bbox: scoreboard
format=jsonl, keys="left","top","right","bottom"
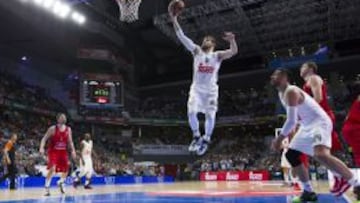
{"left": 80, "top": 74, "right": 123, "bottom": 108}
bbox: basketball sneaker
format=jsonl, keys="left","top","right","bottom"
{"left": 84, "top": 184, "right": 92, "bottom": 189}
{"left": 196, "top": 136, "right": 210, "bottom": 156}
{"left": 188, "top": 136, "right": 201, "bottom": 152}
{"left": 44, "top": 187, "right": 50, "bottom": 196}
{"left": 299, "top": 190, "right": 318, "bottom": 202}
{"left": 73, "top": 178, "right": 81, "bottom": 188}
{"left": 330, "top": 176, "right": 351, "bottom": 197}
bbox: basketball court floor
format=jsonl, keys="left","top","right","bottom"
{"left": 0, "top": 181, "right": 354, "bottom": 203}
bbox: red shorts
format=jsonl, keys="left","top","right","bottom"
{"left": 47, "top": 150, "right": 69, "bottom": 173}
{"left": 300, "top": 153, "right": 309, "bottom": 168}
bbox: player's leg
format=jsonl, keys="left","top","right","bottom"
{"left": 44, "top": 166, "right": 55, "bottom": 196}
{"left": 187, "top": 90, "right": 201, "bottom": 152}
{"left": 196, "top": 92, "right": 218, "bottom": 156}
{"left": 83, "top": 159, "right": 93, "bottom": 189}
{"left": 287, "top": 128, "right": 318, "bottom": 202}
{"left": 282, "top": 167, "right": 290, "bottom": 186}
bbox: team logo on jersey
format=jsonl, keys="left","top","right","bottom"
{"left": 314, "top": 133, "right": 322, "bottom": 143}
{"left": 198, "top": 63, "right": 214, "bottom": 73}
{"left": 205, "top": 57, "right": 209, "bottom": 63}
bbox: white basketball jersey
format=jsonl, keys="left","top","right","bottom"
{"left": 192, "top": 51, "right": 222, "bottom": 91}
{"left": 81, "top": 140, "right": 93, "bottom": 158}
{"left": 279, "top": 85, "right": 331, "bottom": 127}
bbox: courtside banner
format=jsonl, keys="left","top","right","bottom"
{"left": 200, "top": 171, "right": 270, "bottom": 181}
{"left": 0, "top": 176, "right": 174, "bottom": 189}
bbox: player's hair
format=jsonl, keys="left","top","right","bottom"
{"left": 303, "top": 61, "right": 318, "bottom": 73}
{"left": 56, "top": 113, "right": 66, "bottom": 120}
{"left": 203, "top": 35, "right": 216, "bottom": 46}
{"left": 276, "top": 68, "right": 292, "bottom": 81}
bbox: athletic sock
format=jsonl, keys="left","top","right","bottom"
{"left": 45, "top": 179, "right": 51, "bottom": 188}
{"left": 85, "top": 179, "right": 90, "bottom": 186}
{"left": 301, "top": 181, "right": 313, "bottom": 192}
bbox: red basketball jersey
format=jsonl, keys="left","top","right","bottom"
{"left": 48, "top": 125, "right": 69, "bottom": 152}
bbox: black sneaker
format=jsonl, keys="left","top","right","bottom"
{"left": 354, "top": 185, "right": 360, "bottom": 201}
{"left": 73, "top": 179, "right": 81, "bottom": 188}
{"left": 44, "top": 187, "right": 50, "bottom": 196}
{"left": 84, "top": 184, "right": 92, "bottom": 189}
{"left": 299, "top": 190, "right": 318, "bottom": 202}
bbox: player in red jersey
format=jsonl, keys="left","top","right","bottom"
{"left": 342, "top": 82, "right": 360, "bottom": 167}
{"left": 300, "top": 62, "right": 350, "bottom": 196}
{"left": 300, "top": 61, "right": 342, "bottom": 151}
{"left": 39, "top": 113, "right": 76, "bottom": 196}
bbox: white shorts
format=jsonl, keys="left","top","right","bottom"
{"left": 281, "top": 148, "right": 291, "bottom": 168}
{"left": 80, "top": 157, "right": 93, "bottom": 175}
{"left": 187, "top": 86, "right": 218, "bottom": 114}
{"left": 289, "top": 121, "right": 332, "bottom": 156}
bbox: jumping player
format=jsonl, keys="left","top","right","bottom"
{"left": 270, "top": 69, "right": 360, "bottom": 201}
{"left": 169, "top": 2, "right": 238, "bottom": 156}
{"left": 73, "top": 133, "right": 94, "bottom": 189}
{"left": 39, "top": 113, "right": 76, "bottom": 196}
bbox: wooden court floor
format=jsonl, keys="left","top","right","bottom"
{"left": 0, "top": 181, "right": 355, "bottom": 202}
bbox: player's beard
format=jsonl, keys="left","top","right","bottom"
{"left": 201, "top": 44, "right": 213, "bottom": 52}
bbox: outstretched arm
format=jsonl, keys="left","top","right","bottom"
{"left": 170, "top": 11, "right": 199, "bottom": 54}
{"left": 218, "top": 32, "right": 238, "bottom": 60}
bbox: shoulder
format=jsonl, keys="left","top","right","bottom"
{"left": 309, "top": 75, "right": 323, "bottom": 85}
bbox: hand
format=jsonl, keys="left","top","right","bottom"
{"left": 39, "top": 147, "right": 45, "bottom": 156}
{"left": 71, "top": 151, "right": 76, "bottom": 160}
{"left": 7, "top": 159, "right": 11, "bottom": 165}
{"left": 168, "top": 1, "right": 179, "bottom": 22}
{"left": 271, "top": 135, "right": 286, "bottom": 152}
{"left": 222, "top": 32, "right": 235, "bottom": 42}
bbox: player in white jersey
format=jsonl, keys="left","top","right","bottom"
{"left": 169, "top": 5, "right": 238, "bottom": 156}
{"left": 270, "top": 69, "right": 360, "bottom": 201}
{"left": 73, "top": 133, "right": 93, "bottom": 189}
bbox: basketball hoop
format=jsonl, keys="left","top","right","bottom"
{"left": 116, "top": 0, "right": 142, "bottom": 23}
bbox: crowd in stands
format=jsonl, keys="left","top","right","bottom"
{"left": 0, "top": 70, "right": 66, "bottom": 113}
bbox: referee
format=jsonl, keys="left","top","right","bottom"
{"left": 0, "top": 133, "right": 18, "bottom": 189}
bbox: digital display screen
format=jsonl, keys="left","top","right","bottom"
{"left": 79, "top": 74, "right": 123, "bottom": 108}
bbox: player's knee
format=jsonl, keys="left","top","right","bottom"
{"left": 285, "top": 149, "right": 302, "bottom": 167}
{"left": 205, "top": 111, "right": 216, "bottom": 120}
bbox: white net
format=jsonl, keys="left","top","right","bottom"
{"left": 117, "top": 0, "right": 142, "bottom": 23}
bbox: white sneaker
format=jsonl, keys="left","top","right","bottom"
{"left": 196, "top": 136, "right": 210, "bottom": 156}
{"left": 188, "top": 137, "right": 201, "bottom": 152}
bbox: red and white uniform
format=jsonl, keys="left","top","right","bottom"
{"left": 342, "top": 99, "right": 360, "bottom": 166}
{"left": 47, "top": 125, "right": 70, "bottom": 172}
{"left": 188, "top": 51, "right": 222, "bottom": 113}
{"left": 303, "top": 79, "right": 342, "bottom": 151}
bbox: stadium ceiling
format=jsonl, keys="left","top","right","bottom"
{"left": 154, "top": 0, "right": 360, "bottom": 57}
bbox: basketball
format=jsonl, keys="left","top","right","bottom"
{"left": 169, "top": 0, "right": 185, "bottom": 16}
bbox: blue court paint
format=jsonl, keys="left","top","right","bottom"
{"left": 0, "top": 192, "right": 350, "bottom": 203}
